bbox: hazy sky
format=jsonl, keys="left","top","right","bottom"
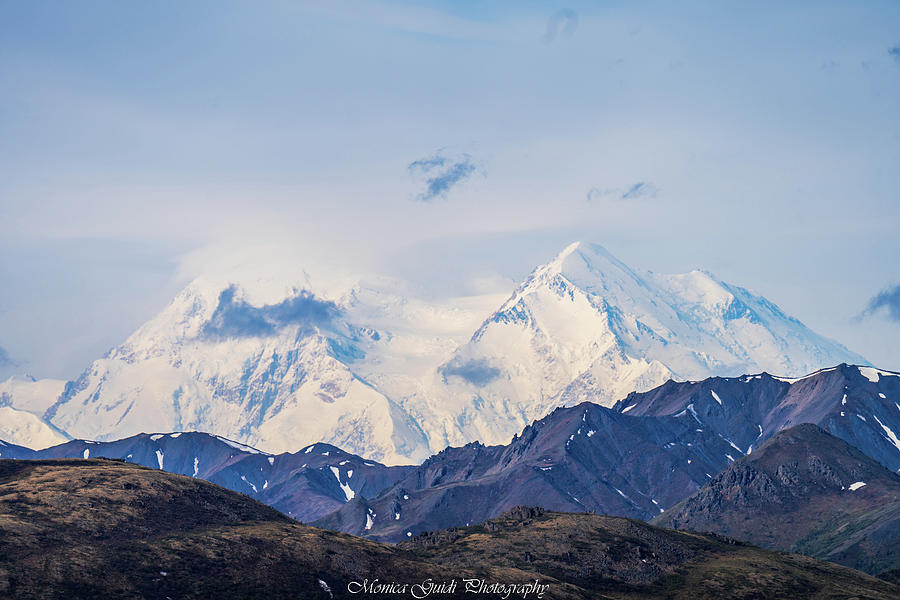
{"left": 2, "top": 0, "right": 899, "bottom": 379}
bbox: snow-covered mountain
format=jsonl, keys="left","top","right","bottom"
{"left": 0, "top": 376, "right": 68, "bottom": 448}
{"left": 1, "top": 242, "right": 868, "bottom": 463}
{"left": 406, "top": 242, "right": 868, "bottom": 450}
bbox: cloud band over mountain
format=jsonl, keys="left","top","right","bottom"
{"left": 201, "top": 286, "right": 340, "bottom": 339}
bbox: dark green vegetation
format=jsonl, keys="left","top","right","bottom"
{"left": 652, "top": 424, "right": 900, "bottom": 579}
{"left": 1, "top": 459, "right": 897, "bottom": 599}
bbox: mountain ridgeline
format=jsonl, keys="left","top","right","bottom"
{"left": 4, "top": 364, "right": 898, "bottom": 550}
{"left": 612, "top": 363, "right": 900, "bottom": 472}
{"left": 0, "top": 242, "right": 868, "bottom": 462}
{"left": 0, "top": 433, "right": 410, "bottom": 523}
{"left": 317, "top": 364, "right": 900, "bottom": 544}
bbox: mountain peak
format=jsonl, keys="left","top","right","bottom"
{"left": 653, "top": 423, "right": 900, "bottom": 576}
{"left": 533, "top": 241, "right": 646, "bottom": 298}
{"left": 549, "top": 241, "right": 623, "bottom": 269}
{"left": 19, "top": 240, "right": 870, "bottom": 464}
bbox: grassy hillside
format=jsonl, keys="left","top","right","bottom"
{"left": 402, "top": 506, "right": 899, "bottom": 600}
{"left": 1, "top": 459, "right": 897, "bottom": 599}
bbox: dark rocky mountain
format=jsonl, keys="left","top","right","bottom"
{"left": 319, "top": 364, "right": 900, "bottom": 542}
{"left": 0, "top": 439, "right": 34, "bottom": 458}
{"left": 316, "top": 401, "right": 755, "bottom": 541}
{"left": 652, "top": 424, "right": 900, "bottom": 578}
{"left": 0, "top": 433, "right": 411, "bottom": 522}
{"left": 613, "top": 364, "right": 900, "bottom": 472}
{"left": 2, "top": 459, "right": 896, "bottom": 600}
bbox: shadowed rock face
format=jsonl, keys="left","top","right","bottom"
{"left": 318, "top": 364, "right": 900, "bottom": 544}
{"left": 653, "top": 424, "right": 900, "bottom": 578}
{"left": 0, "top": 439, "right": 34, "bottom": 459}
{"left": 0, "top": 433, "right": 412, "bottom": 522}
{"left": 612, "top": 364, "right": 900, "bottom": 472}
{"left": 1, "top": 459, "right": 896, "bottom": 600}
{"left": 315, "top": 401, "right": 750, "bottom": 541}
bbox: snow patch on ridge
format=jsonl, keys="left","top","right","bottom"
{"left": 240, "top": 475, "right": 258, "bottom": 493}
{"left": 330, "top": 466, "right": 355, "bottom": 502}
{"left": 215, "top": 436, "right": 267, "bottom": 455}
{"left": 858, "top": 367, "right": 882, "bottom": 383}
{"left": 872, "top": 415, "right": 900, "bottom": 454}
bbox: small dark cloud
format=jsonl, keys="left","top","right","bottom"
{"left": 889, "top": 46, "right": 900, "bottom": 65}
{"left": 0, "top": 346, "right": 14, "bottom": 367}
{"left": 408, "top": 152, "right": 478, "bottom": 203}
{"left": 622, "top": 182, "right": 658, "bottom": 200}
{"left": 543, "top": 8, "right": 578, "bottom": 43}
{"left": 862, "top": 284, "right": 900, "bottom": 322}
{"left": 587, "top": 181, "right": 658, "bottom": 202}
{"left": 201, "top": 285, "right": 341, "bottom": 339}
{"left": 440, "top": 357, "right": 501, "bottom": 386}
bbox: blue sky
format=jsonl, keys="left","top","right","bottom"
{"left": 1, "top": 0, "right": 899, "bottom": 378}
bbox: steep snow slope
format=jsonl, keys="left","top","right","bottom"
{"left": 0, "top": 406, "right": 67, "bottom": 449}
{"left": 0, "top": 376, "right": 68, "bottom": 448}
{"left": 41, "top": 271, "right": 500, "bottom": 463}
{"left": 406, "top": 242, "right": 867, "bottom": 450}
{"left": 34, "top": 242, "right": 867, "bottom": 462}
{"left": 1, "top": 376, "right": 66, "bottom": 414}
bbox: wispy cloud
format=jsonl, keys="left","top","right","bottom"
{"left": 890, "top": 46, "right": 900, "bottom": 65}
{"left": 543, "top": 9, "right": 578, "bottom": 43}
{"left": 622, "top": 182, "right": 658, "bottom": 200}
{"left": 201, "top": 285, "right": 341, "bottom": 339}
{"left": 587, "top": 181, "right": 658, "bottom": 202}
{"left": 862, "top": 284, "right": 900, "bottom": 321}
{"left": 408, "top": 151, "right": 479, "bottom": 202}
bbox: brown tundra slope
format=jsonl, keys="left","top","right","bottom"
{"left": 0, "top": 458, "right": 897, "bottom": 599}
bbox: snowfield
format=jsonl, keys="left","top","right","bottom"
{"left": 1, "top": 242, "right": 870, "bottom": 462}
